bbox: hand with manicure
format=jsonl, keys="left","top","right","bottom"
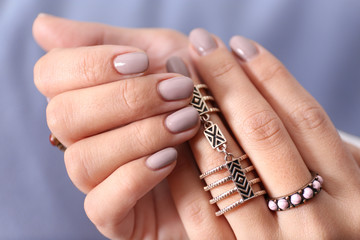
{"left": 33, "top": 14, "right": 360, "bottom": 239}
{"left": 33, "top": 14, "right": 201, "bottom": 240}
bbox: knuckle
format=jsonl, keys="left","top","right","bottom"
{"left": 258, "top": 61, "right": 291, "bottom": 84}
{"left": 242, "top": 110, "right": 283, "bottom": 144}
{"left": 131, "top": 122, "right": 157, "bottom": 154}
{"left": 84, "top": 194, "right": 106, "bottom": 228}
{"left": 153, "top": 29, "right": 187, "bottom": 46}
{"left": 34, "top": 50, "right": 58, "bottom": 93}
{"left": 157, "top": 28, "right": 182, "bottom": 38}
{"left": 33, "top": 57, "right": 43, "bottom": 90}
{"left": 117, "top": 80, "right": 143, "bottom": 113}
{"left": 207, "top": 59, "right": 237, "bottom": 80}
{"left": 289, "top": 103, "right": 328, "bottom": 131}
{"left": 77, "top": 49, "right": 109, "bottom": 86}
{"left": 182, "top": 198, "right": 206, "bottom": 226}
{"left": 46, "top": 97, "right": 62, "bottom": 133}
{"left": 46, "top": 95, "right": 75, "bottom": 135}
{"left": 64, "top": 145, "right": 94, "bottom": 193}
{"left": 34, "top": 48, "right": 65, "bottom": 95}
{"left": 303, "top": 213, "right": 334, "bottom": 239}
{"left": 117, "top": 176, "right": 139, "bottom": 205}
{"left": 85, "top": 193, "right": 135, "bottom": 239}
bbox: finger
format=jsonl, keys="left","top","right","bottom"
{"left": 47, "top": 73, "right": 193, "bottom": 144}
{"left": 168, "top": 50, "right": 276, "bottom": 238}
{"left": 34, "top": 45, "right": 149, "bottom": 97}
{"left": 150, "top": 180, "right": 188, "bottom": 239}
{"left": 32, "top": 13, "right": 187, "bottom": 53}
{"left": 32, "top": 14, "right": 190, "bottom": 75}
{"left": 229, "top": 35, "right": 360, "bottom": 194}
{"left": 189, "top": 28, "right": 311, "bottom": 197}
{"left": 65, "top": 107, "right": 200, "bottom": 193}
{"left": 84, "top": 147, "right": 177, "bottom": 240}
{"left": 33, "top": 14, "right": 153, "bottom": 51}
{"left": 187, "top": 111, "right": 276, "bottom": 239}
{"left": 168, "top": 144, "right": 235, "bottom": 240}
{"left": 33, "top": 13, "right": 139, "bottom": 50}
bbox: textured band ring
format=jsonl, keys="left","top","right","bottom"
{"left": 195, "top": 83, "right": 208, "bottom": 90}
{"left": 215, "top": 190, "right": 266, "bottom": 216}
{"left": 192, "top": 85, "right": 217, "bottom": 116}
{"left": 267, "top": 173, "right": 323, "bottom": 211}
{"left": 200, "top": 154, "right": 249, "bottom": 179}
{"left": 192, "top": 83, "right": 266, "bottom": 216}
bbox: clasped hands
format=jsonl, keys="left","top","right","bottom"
{"left": 33, "top": 15, "right": 360, "bottom": 240}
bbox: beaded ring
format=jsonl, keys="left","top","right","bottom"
{"left": 267, "top": 173, "right": 323, "bottom": 211}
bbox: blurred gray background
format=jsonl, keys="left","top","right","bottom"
{"left": 0, "top": 0, "right": 359, "bottom": 239}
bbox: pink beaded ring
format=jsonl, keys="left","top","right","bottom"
{"left": 267, "top": 173, "right": 323, "bottom": 211}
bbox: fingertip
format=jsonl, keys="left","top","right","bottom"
{"left": 32, "top": 13, "right": 47, "bottom": 48}
{"left": 32, "top": 13, "right": 67, "bottom": 51}
{"left": 33, "top": 14, "right": 107, "bottom": 51}
{"left": 189, "top": 28, "right": 217, "bottom": 56}
{"left": 229, "top": 35, "right": 259, "bottom": 62}
{"left": 188, "top": 28, "right": 228, "bottom": 60}
{"left": 113, "top": 51, "right": 149, "bottom": 75}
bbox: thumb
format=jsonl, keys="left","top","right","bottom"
{"left": 32, "top": 13, "right": 150, "bottom": 51}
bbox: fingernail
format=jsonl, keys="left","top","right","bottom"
{"left": 113, "top": 52, "right": 149, "bottom": 75}
{"left": 146, "top": 147, "right": 177, "bottom": 170}
{"left": 37, "top": 13, "right": 48, "bottom": 18}
{"left": 158, "top": 76, "right": 193, "bottom": 101}
{"left": 165, "top": 107, "right": 199, "bottom": 133}
{"left": 229, "top": 36, "right": 258, "bottom": 61}
{"left": 166, "top": 56, "right": 190, "bottom": 77}
{"left": 189, "top": 28, "right": 217, "bottom": 56}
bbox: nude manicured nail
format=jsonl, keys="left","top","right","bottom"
{"left": 165, "top": 107, "right": 199, "bottom": 133}
{"left": 146, "top": 147, "right": 177, "bottom": 170}
{"left": 166, "top": 56, "right": 190, "bottom": 77}
{"left": 113, "top": 52, "right": 149, "bottom": 75}
{"left": 229, "top": 36, "right": 259, "bottom": 61}
{"left": 158, "top": 76, "right": 194, "bottom": 101}
{"left": 37, "top": 13, "right": 49, "bottom": 18}
{"left": 189, "top": 28, "right": 217, "bottom": 56}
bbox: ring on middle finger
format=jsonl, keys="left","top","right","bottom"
{"left": 191, "top": 84, "right": 266, "bottom": 216}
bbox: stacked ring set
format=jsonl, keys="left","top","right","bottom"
{"left": 191, "top": 84, "right": 322, "bottom": 216}
{"left": 49, "top": 83, "right": 323, "bottom": 216}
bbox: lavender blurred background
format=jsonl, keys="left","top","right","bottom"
{"left": 0, "top": 0, "right": 359, "bottom": 239}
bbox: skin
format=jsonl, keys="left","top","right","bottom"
{"left": 33, "top": 14, "right": 360, "bottom": 239}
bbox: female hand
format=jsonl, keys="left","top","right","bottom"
{"left": 33, "top": 32, "right": 202, "bottom": 240}
{"left": 182, "top": 28, "right": 360, "bottom": 239}
{"left": 34, "top": 15, "right": 360, "bottom": 239}
{"left": 33, "top": 15, "right": 238, "bottom": 239}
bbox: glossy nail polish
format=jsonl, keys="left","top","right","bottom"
{"left": 146, "top": 147, "right": 178, "bottom": 170}
{"left": 189, "top": 28, "right": 217, "bottom": 56}
{"left": 158, "top": 76, "right": 193, "bottom": 101}
{"left": 165, "top": 107, "right": 199, "bottom": 133}
{"left": 229, "top": 36, "right": 258, "bottom": 61}
{"left": 113, "top": 52, "right": 149, "bottom": 75}
{"left": 166, "top": 56, "right": 190, "bottom": 77}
